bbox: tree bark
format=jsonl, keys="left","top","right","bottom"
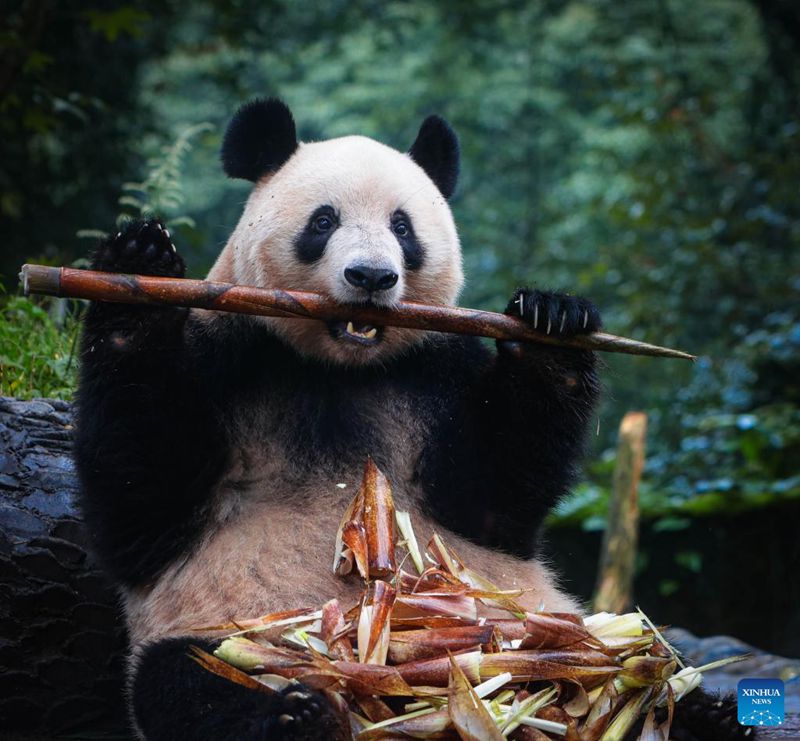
{"left": 0, "top": 397, "right": 129, "bottom": 737}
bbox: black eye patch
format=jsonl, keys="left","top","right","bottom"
{"left": 294, "top": 205, "right": 339, "bottom": 263}
{"left": 391, "top": 210, "right": 424, "bottom": 270}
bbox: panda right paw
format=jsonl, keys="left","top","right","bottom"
{"left": 266, "top": 686, "right": 346, "bottom": 740}
{"left": 91, "top": 219, "right": 186, "bottom": 278}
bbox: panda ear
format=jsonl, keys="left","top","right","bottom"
{"left": 221, "top": 98, "right": 298, "bottom": 181}
{"left": 408, "top": 115, "right": 460, "bottom": 199}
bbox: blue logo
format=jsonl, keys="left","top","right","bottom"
{"left": 738, "top": 678, "right": 785, "bottom": 726}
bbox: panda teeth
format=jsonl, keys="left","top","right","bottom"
{"left": 344, "top": 321, "right": 378, "bottom": 340}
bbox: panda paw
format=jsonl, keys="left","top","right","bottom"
{"left": 267, "top": 686, "right": 346, "bottom": 740}
{"left": 91, "top": 218, "right": 185, "bottom": 278}
{"left": 664, "top": 690, "right": 753, "bottom": 741}
{"left": 506, "top": 288, "right": 601, "bottom": 337}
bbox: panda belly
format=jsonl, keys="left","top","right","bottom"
{"left": 123, "top": 457, "right": 579, "bottom": 646}
{"left": 123, "top": 484, "right": 365, "bottom": 644}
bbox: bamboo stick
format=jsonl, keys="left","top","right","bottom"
{"left": 19, "top": 264, "right": 695, "bottom": 360}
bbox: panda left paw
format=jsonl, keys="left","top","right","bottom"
{"left": 506, "top": 288, "right": 601, "bottom": 337}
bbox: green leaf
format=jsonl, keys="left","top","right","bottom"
{"left": 76, "top": 229, "right": 108, "bottom": 240}
{"left": 674, "top": 551, "right": 703, "bottom": 573}
{"left": 652, "top": 517, "right": 691, "bottom": 532}
{"left": 118, "top": 195, "right": 144, "bottom": 210}
{"left": 658, "top": 580, "right": 680, "bottom": 597}
{"left": 82, "top": 8, "right": 151, "bottom": 42}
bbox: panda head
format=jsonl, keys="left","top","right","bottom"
{"left": 210, "top": 98, "right": 464, "bottom": 366}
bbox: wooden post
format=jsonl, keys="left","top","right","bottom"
{"left": 593, "top": 411, "right": 648, "bottom": 614}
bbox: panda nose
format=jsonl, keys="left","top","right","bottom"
{"left": 344, "top": 265, "right": 399, "bottom": 292}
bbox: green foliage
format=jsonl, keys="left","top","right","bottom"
{"left": 551, "top": 305, "right": 800, "bottom": 525}
{"left": 0, "top": 0, "right": 168, "bottom": 285}
{"left": 77, "top": 122, "right": 215, "bottom": 239}
{"left": 0, "top": 296, "right": 81, "bottom": 400}
{"left": 119, "top": 122, "right": 214, "bottom": 227}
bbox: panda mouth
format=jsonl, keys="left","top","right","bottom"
{"left": 329, "top": 320, "right": 383, "bottom": 346}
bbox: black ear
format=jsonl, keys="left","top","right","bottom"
{"left": 408, "top": 115, "right": 459, "bottom": 199}
{"left": 221, "top": 98, "right": 298, "bottom": 181}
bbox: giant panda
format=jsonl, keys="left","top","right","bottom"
{"left": 74, "top": 99, "right": 746, "bottom": 740}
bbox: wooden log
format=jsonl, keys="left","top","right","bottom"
{"left": 759, "top": 719, "right": 800, "bottom": 739}
{"left": 593, "top": 411, "right": 648, "bottom": 613}
{"left": 19, "top": 264, "right": 696, "bottom": 361}
{"left": 0, "top": 398, "right": 128, "bottom": 736}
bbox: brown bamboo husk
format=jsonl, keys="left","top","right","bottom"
{"left": 192, "top": 459, "right": 745, "bottom": 739}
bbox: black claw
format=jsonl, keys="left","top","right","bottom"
{"left": 506, "top": 288, "right": 601, "bottom": 338}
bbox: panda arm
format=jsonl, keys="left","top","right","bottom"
{"left": 419, "top": 291, "right": 600, "bottom": 558}
{"left": 73, "top": 221, "right": 229, "bottom": 588}
{"left": 131, "top": 637, "right": 345, "bottom": 741}
{"left": 478, "top": 338, "right": 599, "bottom": 549}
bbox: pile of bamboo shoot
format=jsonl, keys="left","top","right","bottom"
{"left": 193, "top": 459, "right": 740, "bottom": 740}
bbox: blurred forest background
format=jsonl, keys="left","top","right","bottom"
{"left": 1, "top": 0, "right": 798, "bottom": 654}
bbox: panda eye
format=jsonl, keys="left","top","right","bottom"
{"left": 314, "top": 215, "right": 334, "bottom": 233}
{"left": 392, "top": 221, "right": 409, "bottom": 237}
{"left": 391, "top": 209, "right": 423, "bottom": 269}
